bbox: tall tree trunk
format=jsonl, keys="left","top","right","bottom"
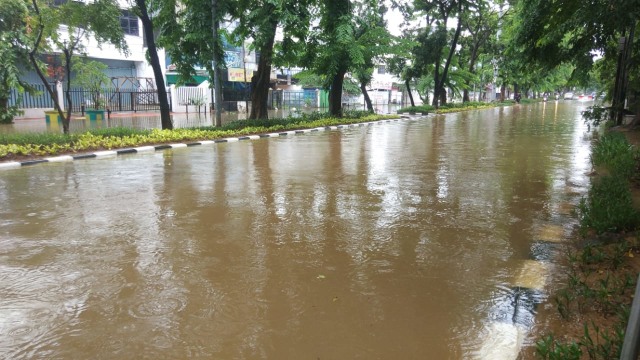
{"left": 405, "top": 79, "right": 415, "bottom": 107}
{"left": 360, "top": 81, "right": 373, "bottom": 112}
{"left": 63, "top": 48, "right": 73, "bottom": 134}
{"left": 137, "top": 0, "right": 173, "bottom": 130}
{"left": 463, "top": 89, "right": 470, "bottom": 103}
{"left": 250, "top": 17, "right": 278, "bottom": 120}
{"left": 463, "top": 49, "right": 479, "bottom": 103}
{"left": 618, "top": 23, "right": 635, "bottom": 125}
{"left": 435, "top": 3, "right": 463, "bottom": 107}
{"left": 329, "top": 68, "right": 347, "bottom": 117}
{"left": 28, "top": 0, "right": 67, "bottom": 132}
{"left": 500, "top": 83, "right": 506, "bottom": 102}
{"left": 432, "top": 58, "right": 440, "bottom": 107}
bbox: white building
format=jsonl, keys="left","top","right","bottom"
{"left": 20, "top": 0, "right": 163, "bottom": 88}
{"left": 16, "top": 0, "right": 165, "bottom": 118}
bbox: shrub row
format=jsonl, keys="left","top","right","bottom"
{"left": 0, "top": 112, "right": 395, "bottom": 159}
{"left": 578, "top": 132, "right": 640, "bottom": 234}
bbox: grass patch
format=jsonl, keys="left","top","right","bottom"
{"left": 397, "top": 105, "right": 435, "bottom": 114}
{"left": 0, "top": 112, "right": 396, "bottom": 160}
{"left": 398, "top": 99, "right": 532, "bottom": 115}
{"left": 0, "top": 132, "right": 77, "bottom": 146}
{"left": 577, "top": 133, "right": 640, "bottom": 234}
{"left": 591, "top": 132, "right": 639, "bottom": 179}
{"left": 520, "top": 98, "right": 541, "bottom": 104}
{"left": 532, "top": 129, "right": 640, "bottom": 359}
{"left": 577, "top": 175, "right": 639, "bottom": 234}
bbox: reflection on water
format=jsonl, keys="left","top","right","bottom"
{"left": 1, "top": 111, "right": 286, "bottom": 134}
{"left": 2, "top": 105, "right": 401, "bottom": 134}
{"left": 0, "top": 102, "right": 592, "bottom": 358}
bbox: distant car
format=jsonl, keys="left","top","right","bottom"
{"left": 578, "top": 94, "right": 594, "bottom": 101}
{"left": 563, "top": 92, "right": 574, "bottom": 100}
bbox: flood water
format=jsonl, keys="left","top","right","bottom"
{"left": 0, "top": 101, "right": 593, "bottom": 359}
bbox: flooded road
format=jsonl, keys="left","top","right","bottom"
{"left": 0, "top": 102, "right": 592, "bottom": 359}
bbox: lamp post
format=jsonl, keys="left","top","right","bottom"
{"left": 242, "top": 43, "right": 249, "bottom": 114}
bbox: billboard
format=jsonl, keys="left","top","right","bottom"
{"left": 228, "top": 68, "right": 246, "bottom": 82}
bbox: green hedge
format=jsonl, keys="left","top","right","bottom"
{"left": 0, "top": 113, "right": 396, "bottom": 159}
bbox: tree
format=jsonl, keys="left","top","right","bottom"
{"left": 134, "top": 0, "right": 173, "bottom": 129}
{"left": 72, "top": 58, "right": 110, "bottom": 109}
{"left": 157, "top": 0, "right": 230, "bottom": 126}
{"left": 0, "top": 0, "right": 30, "bottom": 123}
{"left": 411, "top": 0, "right": 465, "bottom": 107}
{"left": 458, "top": 0, "right": 498, "bottom": 102}
{"left": 299, "top": 0, "right": 394, "bottom": 117}
{"left": 310, "top": 0, "right": 354, "bottom": 117}
{"left": 233, "top": 0, "right": 312, "bottom": 120}
{"left": 387, "top": 35, "right": 419, "bottom": 107}
{"left": 350, "top": 1, "right": 392, "bottom": 112}
{"left": 512, "top": 0, "right": 640, "bottom": 124}
{"left": 27, "top": 0, "right": 127, "bottom": 133}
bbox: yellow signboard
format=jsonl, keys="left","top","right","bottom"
{"left": 228, "top": 68, "right": 246, "bottom": 82}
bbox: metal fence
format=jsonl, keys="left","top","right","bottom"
{"left": 270, "top": 90, "right": 323, "bottom": 110}
{"left": 8, "top": 83, "right": 57, "bottom": 109}
{"left": 8, "top": 84, "right": 168, "bottom": 113}
{"left": 174, "top": 86, "right": 209, "bottom": 107}
{"left": 69, "top": 88, "right": 165, "bottom": 112}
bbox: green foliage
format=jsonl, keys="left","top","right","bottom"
{"left": 536, "top": 334, "right": 582, "bottom": 360}
{"left": 536, "top": 321, "right": 626, "bottom": 360}
{"left": 0, "top": 105, "right": 23, "bottom": 124}
{"left": 540, "top": 238, "right": 638, "bottom": 360}
{"left": 87, "top": 127, "right": 152, "bottom": 138}
{"left": 397, "top": 100, "right": 518, "bottom": 115}
{"left": 579, "top": 131, "right": 639, "bottom": 233}
{"left": 591, "top": 132, "right": 638, "bottom": 179}
{"left": 23, "top": 0, "right": 127, "bottom": 132}
{"left": 342, "top": 77, "right": 361, "bottom": 96}
{"left": 582, "top": 105, "right": 610, "bottom": 131}
{"left": 577, "top": 175, "right": 639, "bottom": 234}
{"left": 293, "top": 71, "right": 325, "bottom": 89}
{"left": 0, "top": 0, "right": 30, "bottom": 124}
{"left": 519, "top": 98, "right": 540, "bottom": 104}
{"left": 438, "top": 101, "right": 487, "bottom": 110}
{"left": 0, "top": 132, "right": 75, "bottom": 146}
{"left": 342, "top": 110, "right": 375, "bottom": 119}
{"left": 511, "top": 0, "right": 639, "bottom": 95}
{"left": 72, "top": 58, "right": 110, "bottom": 109}
{"left": 397, "top": 105, "right": 434, "bottom": 114}
{"left": 0, "top": 114, "right": 397, "bottom": 159}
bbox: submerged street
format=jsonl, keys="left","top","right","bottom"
{"left": 0, "top": 102, "right": 593, "bottom": 359}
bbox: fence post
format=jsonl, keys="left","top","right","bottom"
{"left": 131, "top": 92, "right": 135, "bottom": 112}
{"left": 621, "top": 274, "right": 640, "bottom": 359}
{"left": 56, "top": 81, "right": 65, "bottom": 111}
{"left": 170, "top": 85, "right": 176, "bottom": 112}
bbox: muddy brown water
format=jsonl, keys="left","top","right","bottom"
{"left": 0, "top": 102, "right": 593, "bottom": 359}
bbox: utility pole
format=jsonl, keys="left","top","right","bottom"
{"left": 242, "top": 43, "right": 249, "bottom": 114}
{"left": 211, "top": 0, "right": 223, "bottom": 126}
{"left": 488, "top": 4, "right": 503, "bottom": 103}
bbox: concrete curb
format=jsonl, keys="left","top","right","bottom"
{"left": 0, "top": 116, "right": 418, "bottom": 171}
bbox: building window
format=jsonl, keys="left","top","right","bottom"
{"left": 120, "top": 10, "right": 139, "bottom": 36}
{"left": 377, "top": 65, "right": 386, "bottom": 74}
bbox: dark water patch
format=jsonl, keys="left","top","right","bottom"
{"left": 488, "top": 286, "right": 546, "bottom": 328}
